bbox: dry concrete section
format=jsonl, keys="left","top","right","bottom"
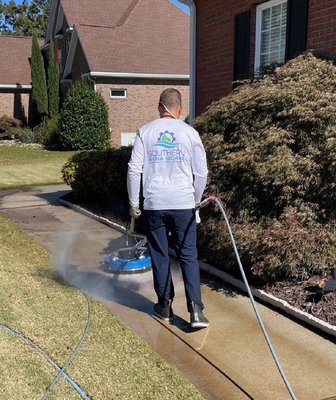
{"left": 1, "top": 185, "right": 335, "bottom": 400}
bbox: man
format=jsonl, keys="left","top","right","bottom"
{"left": 127, "top": 88, "right": 209, "bottom": 329}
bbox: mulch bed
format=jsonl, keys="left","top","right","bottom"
{"left": 62, "top": 193, "right": 336, "bottom": 328}
{"left": 264, "top": 277, "right": 336, "bottom": 327}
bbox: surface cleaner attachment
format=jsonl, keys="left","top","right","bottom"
{"left": 104, "top": 217, "right": 151, "bottom": 274}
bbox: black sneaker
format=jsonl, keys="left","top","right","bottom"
{"left": 190, "top": 302, "right": 209, "bottom": 329}
{"left": 153, "top": 300, "right": 173, "bottom": 322}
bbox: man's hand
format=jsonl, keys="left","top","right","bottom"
{"left": 129, "top": 207, "right": 142, "bottom": 219}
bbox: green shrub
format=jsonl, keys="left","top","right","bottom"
{"left": 194, "top": 53, "right": 336, "bottom": 283}
{"left": 17, "top": 127, "right": 36, "bottom": 143}
{"left": 34, "top": 117, "right": 60, "bottom": 149}
{"left": 62, "top": 147, "right": 132, "bottom": 207}
{"left": 59, "top": 80, "right": 110, "bottom": 150}
{"left": 0, "top": 115, "right": 22, "bottom": 140}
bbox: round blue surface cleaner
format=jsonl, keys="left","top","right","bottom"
{"left": 104, "top": 247, "right": 151, "bottom": 274}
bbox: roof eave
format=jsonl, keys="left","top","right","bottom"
{"left": 0, "top": 84, "right": 32, "bottom": 89}
{"left": 82, "top": 72, "right": 189, "bottom": 80}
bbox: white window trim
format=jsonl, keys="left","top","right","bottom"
{"left": 110, "top": 88, "right": 127, "bottom": 99}
{"left": 254, "top": 0, "right": 287, "bottom": 73}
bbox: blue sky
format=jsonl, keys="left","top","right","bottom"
{"left": 170, "top": 0, "right": 190, "bottom": 14}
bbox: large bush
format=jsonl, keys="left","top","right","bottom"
{"left": 194, "top": 53, "right": 336, "bottom": 283}
{"left": 62, "top": 147, "right": 131, "bottom": 207}
{"left": 34, "top": 116, "right": 60, "bottom": 149}
{"left": 0, "top": 115, "right": 22, "bottom": 139}
{"left": 59, "top": 80, "right": 110, "bottom": 150}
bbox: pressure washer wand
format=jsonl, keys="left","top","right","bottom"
{"left": 126, "top": 217, "right": 147, "bottom": 248}
{"left": 200, "top": 195, "right": 297, "bottom": 400}
{"left": 126, "top": 217, "right": 136, "bottom": 247}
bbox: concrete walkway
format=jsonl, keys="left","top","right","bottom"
{"left": 1, "top": 185, "right": 335, "bottom": 400}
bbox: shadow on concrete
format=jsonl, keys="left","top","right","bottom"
{"left": 201, "top": 271, "right": 239, "bottom": 298}
{"left": 36, "top": 189, "right": 71, "bottom": 206}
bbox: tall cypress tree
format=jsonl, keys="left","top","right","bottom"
{"left": 31, "top": 31, "right": 48, "bottom": 120}
{"left": 47, "top": 40, "right": 59, "bottom": 118}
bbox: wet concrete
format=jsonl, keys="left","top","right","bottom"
{"left": 1, "top": 185, "right": 336, "bottom": 400}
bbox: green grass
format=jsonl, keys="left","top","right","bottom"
{"left": 0, "top": 147, "right": 76, "bottom": 189}
{"left": 0, "top": 212, "right": 204, "bottom": 399}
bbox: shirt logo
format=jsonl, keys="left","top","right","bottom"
{"left": 155, "top": 131, "right": 177, "bottom": 149}
{"left": 147, "top": 130, "right": 185, "bottom": 163}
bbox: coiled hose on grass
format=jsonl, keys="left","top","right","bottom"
{"left": 0, "top": 292, "right": 91, "bottom": 400}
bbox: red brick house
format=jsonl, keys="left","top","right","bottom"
{"left": 45, "top": 0, "right": 190, "bottom": 146}
{"left": 0, "top": 36, "right": 43, "bottom": 125}
{"left": 179, "top": 0, "right": 336, "bottom": 116}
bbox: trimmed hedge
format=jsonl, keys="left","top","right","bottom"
{"left": 62, "top": 147, "right": 131, "bottom": 206}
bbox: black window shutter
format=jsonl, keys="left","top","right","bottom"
{"left": 285, "top": 0, "right": 309, "bottom": 61}
{"left": 233, "top": 10, "right": 251, "bottom": 81}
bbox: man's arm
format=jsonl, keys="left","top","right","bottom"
{"left": 192, "top": 138, "right": 208, "bottom": 204}
{"left": 127, "top": 132, "right": 144, "bottom": 208}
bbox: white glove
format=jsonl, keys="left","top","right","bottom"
{"left": 130, "top": 207, "right": 141, "bottom": 219}
{"left": 195, "top": 209, "right": 201, "bottom": 224}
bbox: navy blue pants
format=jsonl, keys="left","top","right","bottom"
{"left": 144, "top": 209, "right": 203, "bottom": 311}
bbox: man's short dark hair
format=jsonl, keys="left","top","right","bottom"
{"left": 159, "top": 88, "right": 182, "bottom": 109}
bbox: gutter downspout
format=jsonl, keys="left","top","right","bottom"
{"left": 85, "top": 73, "right": 97, "bottom": 92}
{"left": 179, "top": 0, "right": 196, "bottom": 125}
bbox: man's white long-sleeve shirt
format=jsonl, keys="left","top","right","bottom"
{"left": 127, "top": 118, "right": 208, "bottom": 210}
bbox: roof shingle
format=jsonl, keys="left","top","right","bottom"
{"left": 62, "top": 0, "right": 190, "bottom": 75}
{"left": 0, "top": 36, "right": 43, "bottom": 86}
{"left": 61, "top": 0, "right": 138, "bottom": 28}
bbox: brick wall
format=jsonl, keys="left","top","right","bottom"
{"left": 96, "top": 79, "right": 189, "bottom": 147}
{"left": 195, "top": 0, "right": 257, "bottom": 115}
{"left": 195, "top": 0, "right": 336, "bottom": 115}
{"left": 0, "top": 93, "right": 14, "bottom": 117}
{"left": 307, "top": 0, "right": 336, "bottom": 55}
{"left": 0, "top": 91, "right": 30, "bottom": 124}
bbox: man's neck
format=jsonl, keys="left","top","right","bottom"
{"left": 162, "top": 113, "right": 176, "bottom": 119}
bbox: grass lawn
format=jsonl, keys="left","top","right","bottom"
{"left": 0, "top": 212, "right": 204, "bottom": 399}
{"left": 0, "top": 147, "right": 76, "bottom": 189}
{"left": 0, "top": 145, "right": 204, "bottom": 398}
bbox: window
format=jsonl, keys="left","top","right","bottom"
{"left": 110, "top": 89, "right": 127, "bottom": 99}
{"left": 121, "top": 132, "right": 136, "bottom": 147}
{"left": 255, "top": 0, "right": 287, "bottom": 72}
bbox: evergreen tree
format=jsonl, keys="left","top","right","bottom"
{"left": 0, "top": 0, "right": 49, "bottom": 37}
{"left": 47, "top": 40, "right": 59, "bottom": 118}
{"left": 31, "top": 31, "right": 48, "bottom": 119}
